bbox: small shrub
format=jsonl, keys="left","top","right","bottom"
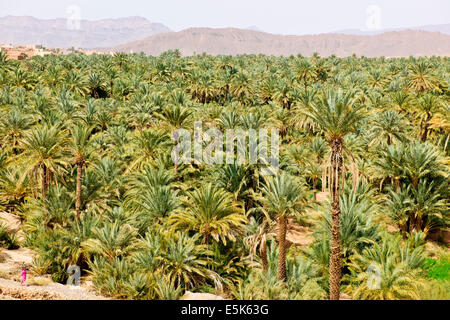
{"left": 0, "top": 223, "right": 19, "bottom": 249}
{"left": 423, "top": 258, "right": 450, "bottom": 281}
{"left": 27, "top": 276, "right": 52, "bottom": 286}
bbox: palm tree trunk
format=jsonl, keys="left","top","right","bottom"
{"left": 173, "top": 131, "right": 179, "bottom": 174}
{"left": 329, "top": 139, "right": 343, "bottom": 300}
{"left": 313, "top": 177, "right": 317, "bottom": 201}
{"left": 421, "top": 114, "right": 431, "bottom": 142}
{"left": 277, "top": 215, "right": 287, "bottom": 281}
{"left": 40, "top": 164, "right": 47, "bottom": 199}
{"left": 415, "top": 215, "right": 423, "bottom": 232}
{"left": 75, "top": 162, "right": 83, "bottom": 218}
{"left": 174, "top": 141, "right": 178, "bottom": 174}
{"left": 260, "top": 240, "right": 268, "bottom": 272}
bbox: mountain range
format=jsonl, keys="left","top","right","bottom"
{"left": 1, "top": 16, "right": 450, "bottom": 57}
{"left": 113, "top": 27, "right": 450, "bottom": 57}
{"left": 0, "top": 15, "right": 171, "bottom": 48}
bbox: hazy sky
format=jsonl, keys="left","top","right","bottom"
{"left": 1, "top": 0, "right": 449, "bottom": 35}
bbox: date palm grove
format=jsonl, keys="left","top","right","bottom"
{"left": 0, "top": 49, "right": 448, "bottom": 300}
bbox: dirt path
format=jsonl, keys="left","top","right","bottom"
{"left": 0, "top": 211, "right": 109, "bottom": 300}
{"left": 0, "top": 247, "right": 109, "bottom": 300}
{"left": 0, "top": 277, "right": 108, "bottom": 300}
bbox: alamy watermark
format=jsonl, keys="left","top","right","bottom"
{"left": 66, "top": 5, "right": 81, "bottom": 30}
{"left": 66, "top": 265, "right": 81, "bottom": 288}
{"left": 366, "top": 5, "right": 382, "bottom": 31}
{"left": 171, "top": 121, "right": 280, "bottom": 175}
{"left": 366, "top": 264, "right": 381, "bottom": 290}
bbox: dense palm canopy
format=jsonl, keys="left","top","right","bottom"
{"left": 168, "top": 184, "right": 247, "bottom": 245}
{"left": 0, "top": 51, "right": 448, "bottom": 300}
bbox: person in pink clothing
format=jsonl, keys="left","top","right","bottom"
{"left": 21, "top": 267, "right": 27, "bottom": 286}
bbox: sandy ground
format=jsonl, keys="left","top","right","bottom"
{"left": 0, "top": 246, "right": 108, "bottom": 300}
{"left": 0, "top": 211, "right": 108, "bottom": 300}
{"left": 0, "top": 277, "right": 108, "bottom": 300}
{"left": 271, "top": 222, "right": 314, "bottom": 248}
{"left": 181, "top": 291, "right": 225, "bottom": 300}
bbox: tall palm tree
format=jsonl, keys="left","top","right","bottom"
{"left": 69, "top": 124, "right": 94, "bottom": 218}
{"left": 15, "top": 125, "right": 68, "bottom": 199}
{"left": 295, "top": 59, "right": 317, "bottom": 90}
{"left": 414, "top": 94, "right": 443, "bottom": 142}
{"left": 305, "top": 89, "right": 365, "bottom": 299}
{"left": 255, "top": 172, "right": 305, "bottom": 281}
{"left": 103, "top": 64, "right": 119, "bottom": 97}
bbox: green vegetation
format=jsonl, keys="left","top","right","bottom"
{"left": 424, "top": 258, "right": 450, "bottom": 281}
{"left": 0, "top": 223, "right": 19, "bottom": 249}
{"left": 0, "top": 51, "right": 448, "bottom": 300}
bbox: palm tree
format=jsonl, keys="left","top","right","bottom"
{"left": 0, "top": 111, "right": 32, "bottom": 154}
{"left": 64, "top": 70, "right": 88, "bottom": 97}
{"left": 168, "top": 184, "right": 247, "bottom": 245}
{"left": 314, "top": 182, "right": 381, "bottom": 264}
{"left": 213, "top": 164, "right": 250, "bottom": 202}
{"left": 373, "top": 144, "right": 406, "bottom": 191}
{"left": 345, "top": 235, "right": 426, "bottom": 300}
{"left": 295, "top": 59, "right": 317, "bottom": 90}
{"left": 158, "top": 233, "right": 215, "bottom": 289}
{"left": 307, "top": 137, "right": 329, "bottom": 199}
{"left": 368, "top": 110, "right": 408, "bottom": 147}
{"left": 60, "top": 212, "right": 100, "bottom": 267}
{"left": 255, "top": 172, "right": 305, "bottom": 281}
{"left": 230, "top": 72, "right": 253, "bottom": 104}
{"left": 414, "top": 94, "right": 443, "bottom": 142}
{"left": 155, "top": 103, "right": 192, "bottom": 173}
{"left": 305, "top": 89, "right": 365, "bottom": 299}
{"left": 407, "top": 60, "right": 440, "bottom": 93}
{"left": 0, "top": 168, "right": 30, "bottom": 207}
{"left": 87, "top": 73, "right": 107, "bottom": 98}
{"left": 103, "top": 64, "right": 119, "bottom": 97}
{"left": 82, "top": 221, "right": 141, "bottom": 263}
{"left": 15, "top": 125, "right": 68, "bottom": 199}
{"left": 244, "top": 215, "right": 276, "bottom": 272}
{"left": 10, "top": 68, "right": 36, "bottom": 90}
{"left": 68, "top": 124, "right": 93, "bottom": 218}
{"left": 128, "top": 130, "right": 170, "bottom": 171}
{"left": 125, "top": 167, "right": 180, "bottom": 225}
{"left": 387, "top": 179, "right": 448, "bottom": 234}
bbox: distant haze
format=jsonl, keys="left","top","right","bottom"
{"left": 0, "top": 16, "right": 170, "bottom": 48}
{"left": 1, "top": 0, "right": 449, "bottom": 35}
{"left": 1, "top": 16, "right": 450, "bottom": 57}
{"left": 113, "top": 28, "right": 450, "bottom": 57}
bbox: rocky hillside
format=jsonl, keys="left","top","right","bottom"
{"left": 114, "top": 27, "right": 450, "bottom": 57}
{"left": 0, "top": 15, "right": 171, "bottom": 48}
